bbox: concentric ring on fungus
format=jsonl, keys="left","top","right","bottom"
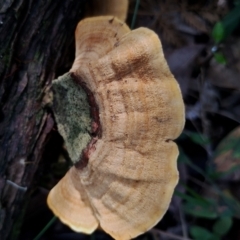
{"left": 47, "top": 16, "right": 185, "bottom": 240}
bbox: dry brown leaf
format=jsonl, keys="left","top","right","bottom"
{"left": 214, "top": 127, "right": 240, "bottom": 181}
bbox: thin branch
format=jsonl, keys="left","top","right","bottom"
{"left": 33, "top": 216, "right": 57, "bottom": 240}
{"left": 179, "top": 207, "right": 188, "bottom": 239}
{"left": 131, "top": 0, "right": 140, "bottom": 29}
{"left": 6, "top": 180, "right": 27, "bottom": 192}
{"left": 150, "top": 229, "right": 193, "bottom": 240}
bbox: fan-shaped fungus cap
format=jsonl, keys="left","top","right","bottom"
{"left": 47, "top": 16, "right": 185, "bottom": 240}
{"left": 85, "top": 0, "right": 128, "bottom": 21}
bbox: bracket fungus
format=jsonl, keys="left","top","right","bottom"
{"left": 47, "top": 16, "right": 185, "bottom": 240}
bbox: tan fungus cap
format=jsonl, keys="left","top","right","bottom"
{"left": 47, "top": 16, "right": 185, "bottom": 240}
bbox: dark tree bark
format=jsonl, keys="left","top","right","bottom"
{"left": 0, "top": 1, "right": 86, "bottom": 239}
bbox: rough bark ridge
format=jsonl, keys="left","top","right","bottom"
{"left": 0, "top": 1, "right": 86, "bottom": 239}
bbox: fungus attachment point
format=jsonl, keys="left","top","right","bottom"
{"left": 48, "top": 16, "right": 185, "bottom": 240}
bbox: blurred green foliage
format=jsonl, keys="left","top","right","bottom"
{"left": 178, "top": 127, "right": 240, "bottom": 240}
{"left": 211, "top": 1, "right": 240, "bottom": 64}
{"left": 212, "top": 4, "right": 240, "bottom": 44}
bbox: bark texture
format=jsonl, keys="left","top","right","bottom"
{"left": 0, "top": 1, "right": 86, "bottom": 239}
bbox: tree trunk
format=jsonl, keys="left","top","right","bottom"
{"left": 0, "top": 1, "right": 86, "bottom": 239}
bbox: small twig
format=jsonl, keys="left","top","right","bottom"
{"left": 187, "top": 176, "right": 240, "bottom": 214}
{"left": 183, "top": 127, "right": 210, "bottom": 156}
{"left": 179, "top": 207, "right": 188, "bottom": 239}
{"left": 131, "top": 0, "right": 140, "bottom": 29}
{"left": 6, "top": 180, "right": 27, "bottom": 192}
{"left": 188, "top": 176, "right": 215, "bottom": 191}
{"left": 150, "top": 229, "right": 193, "bottom": 240}
{"left": 33, "top": 216, "right": 57, "bottom": 240}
